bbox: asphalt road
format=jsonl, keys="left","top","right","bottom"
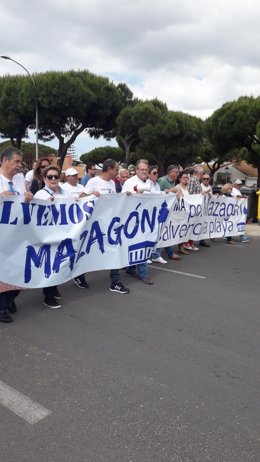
{"left": 1, "top": 238, "right": 260, "bottom": 462}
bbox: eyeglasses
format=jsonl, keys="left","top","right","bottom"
{"left": 203, "top": 178, "right": 210, "bottom": 180}
{"left": 152, "top": 171, "right": 158, "bottom": 175}
{"left": 182, "top": 176, "right": 189, "bottom": 179}
{"left": 40, "top": 165, "right": 49, "bottom": 169}
{"left": 46, "top": 174, "right": 60, "bottom": 180}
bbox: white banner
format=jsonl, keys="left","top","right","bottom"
{"left": 157, "top": 194, "right": 247, "bottom": 247}
{"left": 0, "top": 193, "right": 247, "bottom": 288}
{"left": 0, "top": 194, "right": 176, "bottom": 288}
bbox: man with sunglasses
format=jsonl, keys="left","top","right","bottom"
{"left": 201, "top": 174, "right": 212, "bottom": 195}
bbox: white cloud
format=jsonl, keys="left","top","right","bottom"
{"left": 1, "top": 0, "right": 260, "bottom": 155}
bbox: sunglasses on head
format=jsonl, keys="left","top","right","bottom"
{"left": 46, "top": 174, "right": 60, "bottom": 180}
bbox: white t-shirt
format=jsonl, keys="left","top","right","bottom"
{"left": 147, "top": 179, "right": 162, "bottom": 193}
{"left": 0, "top": 172, "right": 25, "bottom": 195}
{"left": 121, "top": 175, "right": 151, "bottom": 193}
{"left": 84, "top": 176, "right": 116, "bottom": 195}
{"left": 231, "top": 187, "right": 242, "bottom": 197}
{"left": 175, "top": 183, "right": 190, "bottom": 197}
{"left": 25, "top": 169, "right": 34, "bottom": 185}
{"left": 201, "top": 182, "right": 212, "bottom": 194}
{"left": 34, "top": 186, "right": 66, "bottom": 200}
{"left": 62, "top": 182, "right": 84, "bottom": 198}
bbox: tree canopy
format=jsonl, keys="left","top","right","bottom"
{"left": 1, "top": 70, "right": 259, "bottom": 178}
{"left": 0, "top": 70, "right": 130, "bottom": 167}
{"left": 0, "top": 75, "right": 35, "bottom": 147}
{"left": 205, "top": 96, "right": 260, "bottom": 184}
{"left": 116, "top": 99, "right": 204, "bottom": 172}
{"left": 80, "top": 146, "right": 124, "bottom": 165}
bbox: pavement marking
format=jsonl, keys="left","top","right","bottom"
{"left": 0, "top": 380, "right": 51, "bottom": 425}
{"left": 150, "top": 265, "right": 206, "bottom": 279}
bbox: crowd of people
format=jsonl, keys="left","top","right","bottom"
{"left": 0, "top": 147, "right": 249, "bottom": 323}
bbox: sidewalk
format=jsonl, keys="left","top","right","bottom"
{"left": 245, "top": 223, "right": 260, "bottom": 239}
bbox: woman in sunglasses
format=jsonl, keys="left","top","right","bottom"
{"left": 33, "top": 165, "right": 63, "bottom": 200}
{"left": 30, "top": 157, "right": 51, "bottom": 195}
{"left": 33, "top": 165, "right": 65, "bottom": 309}
{"left": 147, "top": 166, "right": 182, "bottom": 262}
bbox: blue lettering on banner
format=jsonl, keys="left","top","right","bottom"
{"left": 236, "top": 221, "right": 246, "bottom": 232}
{"left": 107, "top": 217, "right": 124, "bottom": 245}
{"left": 187, "top": 203, "right": 202, "bottom": 222}
{"left": 85, "top": 221, "right": 105, "bottom": 254}
{"left": 172, "top": 198, "right": 186, "bottom": 211}
{"left": 52, "top": 238, "right": 76, "bottom": 273}
{"left": 128, "top": 240, "right": 155, "bottom": 265}
{"left": 23, "top": 205, "right": 162, "bottom": 282}
{"left": 0, "top": 199, "right": 95, "bottom": 227}
{"left": 5, "top": 194, "right": 244, "bottom": 285}
{"left": 0, "top": 201, "right": 17, "bottom": 225}
{"left": 24, "top": 245, "right": 51, "bottom": 283}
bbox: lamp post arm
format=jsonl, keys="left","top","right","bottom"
{"left": 1, "top": 55, "right": 39, "bottom": 159}
{"left": 1, "top": 55, "right": 35, "bottom": 86}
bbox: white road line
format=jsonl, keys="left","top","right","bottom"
{"left": 150, "top": 265, "right": 206, "bottom": 279}
{"left": 0, "top": 380, "right": 51, "bottom": 424}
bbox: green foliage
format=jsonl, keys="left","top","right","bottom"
{"left": 0, "top": 75, "right": 36, "bottom": 147}
{"left": 80, "top": 146, "right": 124, "bottom": 164}
{"left": 36, "top": 70, "right": 126, "bottom": 165}
{"left": 0, "top": 70, "right": 130, "bottom": 168}
{"left": 116, "top": 99, "right": 203, "bottom": 171}
{"left": 206, "top": 96, "right": 260, "bottom": 184}
{"left": 116, "top": 99, "right": 169, "bottom": 165}
{"left": 135, "top": 109, "right": 204, "bottom": 172}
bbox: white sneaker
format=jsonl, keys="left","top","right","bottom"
{"left": 191, "top": 245, "right": 199, "bottom": 251}
{"left": 152, "top": 256, "right": 167, "bottom": 264}
{"left": 183, "top": 243, "right": 193, "bottom": 250}
{"left": 147, "top": 259, "right": 152, "bottom": 264}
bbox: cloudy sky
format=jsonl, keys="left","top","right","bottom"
{"left": 1, "top": 0, "right": 260, "bottom": 157}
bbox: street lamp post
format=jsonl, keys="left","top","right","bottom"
{"left": 0, "top": 55, "right": 39, "bottom": 160}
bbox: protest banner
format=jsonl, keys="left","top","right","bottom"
{"left": 0, "top": 193, "right": 246, "bottom": 288}
{"left": 0, "top": 194, "right": 175, "bottom": 288}
{"left": 157, "top": 194, "right": 247, "bottom": 247}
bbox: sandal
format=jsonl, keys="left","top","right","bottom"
{"left": 169, "top": 253, "right": 181, "bottom": 260}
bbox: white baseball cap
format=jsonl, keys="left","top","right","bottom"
{"left": 234, "top": 179, "right": 242, "bottom": 185}
{"left": 65, "top": 168, "right": 78, "bottom": 176}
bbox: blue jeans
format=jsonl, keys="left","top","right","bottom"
{"left": 137, "top": 263, "right": 148, "bottom": 279}
{"left": 164, "top": 246, "right": 174, "bottom": 257}
{"left": 151, "top": 248, "right": 161, "bottom": 259}
{"left": 127, "top": 263, "right": 148, "bottom": 279}
{"left": 110, "top": 269, "right": 120, "bottom": 284}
